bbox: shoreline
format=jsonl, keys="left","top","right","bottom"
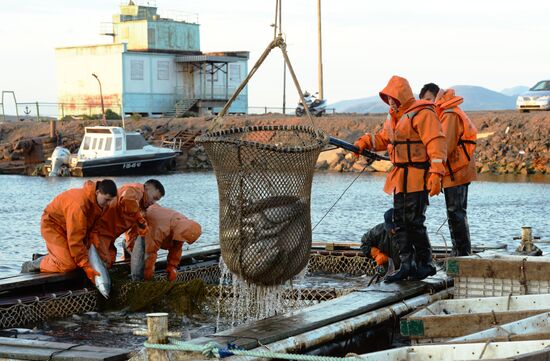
{"left": 0, "top": 110, "right": 548, "bottom": 176}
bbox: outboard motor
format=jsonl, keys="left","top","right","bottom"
{"left": 48, "top": 146, "right": 71, "bottom": 177}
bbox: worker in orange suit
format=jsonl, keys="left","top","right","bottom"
{"left": 420, "top": 83, "right": 477, "bottom": 256}
{"left": 90, "top": 179, "right": 165, "bottom": 267}
{"left": 127, "top": 204, "right": 202, "bottom": 281}
{"left": 354, "top": 76, "right": 447, "bottom": 282}
{"left": 21, "top": 180, "right": 117, "bottom": 284}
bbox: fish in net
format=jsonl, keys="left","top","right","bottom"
{"left": 196, "top": 125, "right": 327, "bottom": 285}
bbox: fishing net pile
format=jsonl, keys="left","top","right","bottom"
{"left": 196, "top": 125, "right": 327, "bottom": 286}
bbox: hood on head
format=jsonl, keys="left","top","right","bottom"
{"left": 437, "top": 88, "right": 464, "bottom": 109}
{"left": 379, "top": 76, "right": 415, "bottom": 110}
{"left": 173, "top": 216, "right": 202, "bottom": 244}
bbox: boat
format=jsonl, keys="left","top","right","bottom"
{"left": 46, "top": 126, "right": 179, "bottom": 177}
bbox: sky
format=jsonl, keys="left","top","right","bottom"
{"left": 1, "top": 0, "right": 549, "bottom": 110}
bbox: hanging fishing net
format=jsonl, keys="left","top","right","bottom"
{"left": 196, "top": 125, "right": 327, "bottom": 286}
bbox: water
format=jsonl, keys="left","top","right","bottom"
{"left": 0, "top": 172, "right": 549, "bottom": 276}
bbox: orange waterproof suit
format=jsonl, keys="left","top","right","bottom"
{"left": 435, "top": 89, "right": 477, "bottom": 188}
{"left": 91, "top": 183, "right": 149, "bottom": 266}
{"left": 356, "top": 76, "right": 447, "bottom": 194}
{"left": 127, "top": 204, "right": 202, "bottom": 281}
{"left": 40, "top": 180, "right": 105, "bottom": 273}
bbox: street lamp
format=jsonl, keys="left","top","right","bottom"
{"left": 91, "top": 73, "right": 106, "bottom": 124}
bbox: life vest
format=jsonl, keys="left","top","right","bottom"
{"left": 440, "top": 107, "right": 477, "bottom": 179}
{"left": 384, "top": 101, "right": 435, "bottom": 192}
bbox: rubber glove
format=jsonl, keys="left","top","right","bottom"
{"left": 83, "top": 265, "right": 100, "bottom": 284}
{"left": 427, "top": 173, "right": 443, "bottom": 196}
{"left": 370, "top": 247, "right": 389, "bottom": 266}
{"left": 166, "top": 266, "right": 177, "bottom": 282}
{"left": 353, "top": 135, "right": 372, "bottom": 158}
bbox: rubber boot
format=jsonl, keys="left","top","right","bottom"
{"left": 21, "top": 257, "right": 44, "bottom": 273}
{"left": 384, "top": 258, "right": 414, "bottom": 283}
{"left": 445, "top": 184, "right": 471, "bottom": 257}
{"left": 412, "top": 261, "right": 437, "bottom": 280}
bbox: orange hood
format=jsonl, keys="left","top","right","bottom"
{"left": 172, "top": 214, "right": 202, "bottom": 244}
{"left": 436, "top": 88, "right": 463, "bottom": 110}
{"left": 379, "top": 76, "right": 415, "bottom": 111}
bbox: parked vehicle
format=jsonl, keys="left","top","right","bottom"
{"left": 45, "top": 126, "right": 178, "bottom": 177}
{"left": 516, "top": 80, "right": 550, "bottom": 112}
{"left": 295, "top": 91, "right": 327, "bottom": 117}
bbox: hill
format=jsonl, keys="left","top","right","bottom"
{"left": 331, "top": 85, "right": 518, "bottom": 113}
{"left": 501, "top": 86, "right": 529, "bottom": 97}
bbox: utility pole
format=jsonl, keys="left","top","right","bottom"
{"left": 92, "top": 73, "right": 106, "bottom": 125}
{"left": 317, "top": 0, "right": 324, "bottom": 100}
{"left": 282, "top": 60, "right": 287, "bottom": 114}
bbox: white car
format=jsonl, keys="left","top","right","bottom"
{"left": 516, "top": 80, "right": 550, "bottom": 112}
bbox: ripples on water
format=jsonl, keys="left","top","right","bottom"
{"left": 0, "top": 173, "right": 549, "bottom": 276}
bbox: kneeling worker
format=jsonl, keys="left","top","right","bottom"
{"left": 22, "top": 179, "right": 117, "bottom": 284}
{"left": 361, "top": 209, "right": 400, "bottom": 277}
{"left": 127, "top": 204, "right": 202, "bottom": 281}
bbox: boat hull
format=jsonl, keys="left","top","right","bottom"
{"left": 73, "top": 152, "right": 177, "bottom": 177}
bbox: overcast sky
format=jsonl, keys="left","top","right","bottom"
{"left": 1, "top": 0, "right": 549, "bottom": 109}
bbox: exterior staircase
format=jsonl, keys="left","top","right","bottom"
{"left": 173, "top": 98, "right": 198, "bottom": 117}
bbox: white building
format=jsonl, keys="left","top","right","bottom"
{"left": 56, "top": 2, "right": 249, "bottom": 117}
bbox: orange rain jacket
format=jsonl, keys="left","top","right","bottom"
{"left": 90, "top": 183, "right": 149, "bottom": 266}
{"left": 126, "top": 204, "right": 202, "bottom": 280}
{"left": 40, "top": 180, "right": 105, "bottom": 273}
{"left": 435, "top": 89, "right": 477, "bottom": 188}
{"left": 357, "top": 76, "right": 447, "bottom": 194}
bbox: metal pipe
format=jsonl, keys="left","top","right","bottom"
{"left": 317, "top": 0, "right": 324, "bottom": 100}
{"left": 328, "top": 136, "right": 390, "bottom": 161}
{"left": 91, "top": 73, "right": 105, "bottom": 123}
{"left": 226, "top": 289, "right": 453, "bottom": 361}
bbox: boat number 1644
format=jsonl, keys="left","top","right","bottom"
{"left": 123, "top": 162, "right": 142, "bottom": 169}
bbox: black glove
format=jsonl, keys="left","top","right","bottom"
{"left": 375, "top": 264, "right": 387, "bottom": 276}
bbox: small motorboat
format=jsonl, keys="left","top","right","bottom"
{"left": 46, "top": 126, "right": 178, "bottom": 177}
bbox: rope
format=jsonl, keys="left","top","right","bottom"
{"left": 144, "top": 339, "right": 362, "bottom": 360}
{"left": 312, "top": 164, "right": 368, "bottom": 232}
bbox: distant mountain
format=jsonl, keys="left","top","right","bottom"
{"left": 330, "top": 95, "right": 387, "bottom": 114}
{"left": 330, "top": 85, "right": 517, "bottom": 113}
{"left": 500, "top": 86, "right": 529, "bottom": 97}
{"left": 450, "top": 85, "right": 516, "bottom": 111}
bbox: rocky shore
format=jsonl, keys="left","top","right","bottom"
{"left": 0, "top": 110, "right": 548, "bottom": 175}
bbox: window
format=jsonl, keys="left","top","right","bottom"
{"left": 98, "top": 138, "right": 104, "bottom": 151}
{"left": 157, "top": 61, "right": 169, "bottom": 80}
{"left": 131, "top": 60, "right": 144, "bottom": 80}
{"left": 126, "top": 134, "right": 149, "bottom": 150}
{"left": 115, "top": 137, "right": 122, "bottom": 151}
{"left": 91, "top": 138, "right": 97, "bottom": 150}
{"left": 229, "top": 64, "right": 241, "bottom": 82}
{"left": 206, "top": 64, "right": 218, "bottom": 82}
{"left": 83, "top": 136, "right": 91, "bottom": 150}
{"left": 105, "top": 137, "right": 112, "bottom": 151}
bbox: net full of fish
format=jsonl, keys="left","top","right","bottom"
{"left": 196, "top": 125, "right": 327, "bottom": 286}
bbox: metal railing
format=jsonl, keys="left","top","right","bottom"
{"left": 0, "top": 101, "right": 122, "bottom": 121}
{"left": 175, "top": 86, "right": 247, "bottom": 101}
{"left": 248, "top": 106, "right": 336, "bottom": 115}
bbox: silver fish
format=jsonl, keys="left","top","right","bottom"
{"left": 130, "top": 236, "right": 145, "bottom": 281}
{"left": 88, "top": 244, "right": 111, "bottom": 299}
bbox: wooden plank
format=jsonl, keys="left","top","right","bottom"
{"left": 0, "top": 245, "right": 221, "bottom": 293}
{"left": 410, "top": 310, "right": 550, "bottom": 339}
{"left": 186, "top": 274, "right": 451, "bottom": 350}
{"left": 447, "top": 256, "right": 550, "bottom": 281}
{"left": 449, "top": 312, "right": 550, "bottom": 343}
{"left": 0, "top": 337, "right": 130, "bottom": 361}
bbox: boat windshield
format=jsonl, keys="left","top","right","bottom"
{"left": 126, "top": 134, "right": 149, "bottom": 150}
